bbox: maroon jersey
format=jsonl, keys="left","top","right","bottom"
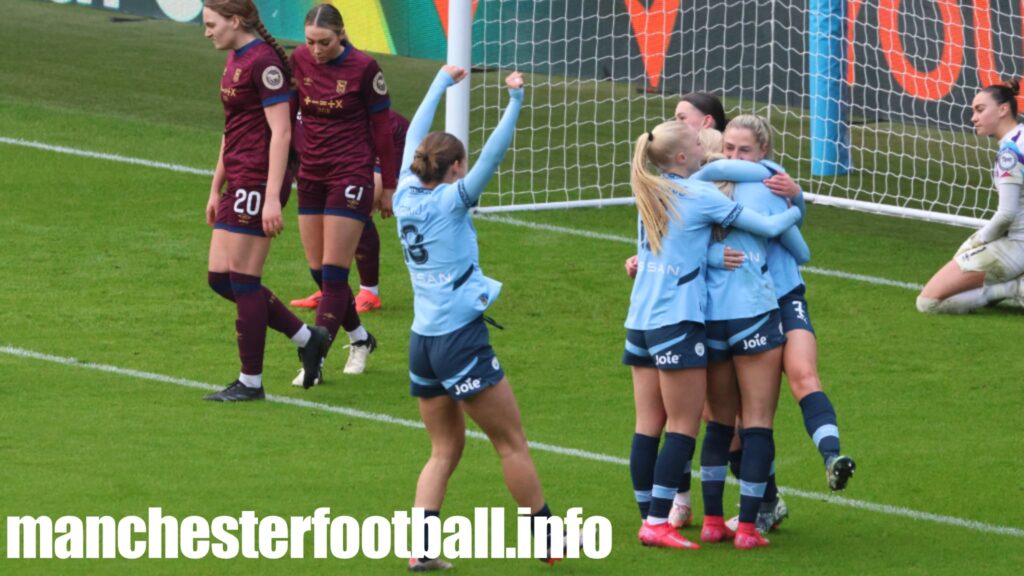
{"left": 375, "top": 110, "right": 410, "bottom": 177}
{"left": 220, "top": 39, "right": 291, "bottom": 187}
{"left": 290, "top": 42, "right": 392, "bottom": 184}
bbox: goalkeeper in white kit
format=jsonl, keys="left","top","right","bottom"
{"left": 918, "top": 81, "right": 1024, "bottom": 314}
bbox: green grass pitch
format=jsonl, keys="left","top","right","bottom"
{"left": 1, "top": 1, "right": 1023, "bottom": 574}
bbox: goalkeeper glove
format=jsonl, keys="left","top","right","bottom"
{"left": 956, "top": 231, "right": 984, "bottom": 257}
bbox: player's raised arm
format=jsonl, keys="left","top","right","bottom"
{"left": 401, "top": 65, "right": 466, "bottom": 177}
{"left": 458, "top": 72, "right": 525, "bottom": 206}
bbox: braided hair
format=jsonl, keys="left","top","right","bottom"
{"left": 203, "top": 0, "right": 290, "bottom": 75}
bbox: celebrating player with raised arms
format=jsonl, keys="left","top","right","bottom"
{"left": 200, "top": 0, "right": 329, "bottom": 402}
{"left": 918, "top": 81, "right": 1024, "bottom": 314}
{"left": 288, "top": 3, "right": 396, "bottom": 383}
{"left": 395, "top": 66, "right": 557, "bottom": 570}
{"left": 624, "top": 120, "right": 801, "bottom": 551}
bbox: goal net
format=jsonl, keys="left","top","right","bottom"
{"left": 465, "top": 0, "right": 1019, "bottom": 227}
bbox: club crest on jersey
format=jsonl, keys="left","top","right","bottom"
{"left": 262, "top": 66, "right": 284, "bottom": 90}
{"left": 373, "top": 71, "right": 388, "bottom": 95}
{"left": 233, "top": 68, "right": 242, "bottom": 82}
{"left": 303, "top": 76, "right": 313, "bottom": 87}
{"left": 998, "top": 149, "right": 1018, "bottom": 171}
{"left": 336, "top": 80, "right": 347, "bottom": 94}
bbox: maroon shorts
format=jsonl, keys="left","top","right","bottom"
{"left": 297, "top": 177, "right": 374, "bottom": 222}
{"left": 214, "top": 175, "right": 293, "bottom": 237}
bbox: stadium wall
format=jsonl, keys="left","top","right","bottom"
{"left": 49, "top": 0, "right": 1024, "bottom": 130}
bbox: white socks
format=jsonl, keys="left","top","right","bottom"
{"left": 291, "top": 325, "right": 312, "bottom": 347}
{"left": 917, "top": 278, "right": 1020, "bottom": 315}
{"left": 673, "top": 491, "right": 691, "bottom": 508}
{"left": 347, "top": 326, "right": 369, "bottom": 343}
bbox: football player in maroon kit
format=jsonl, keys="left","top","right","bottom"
{"left": 289, "top": 109, "right": 409, "bottom": 317}
{"left": 288, "top": 3, "right": 398, "bottom": 380}
{"left": 200, "top": 0, "right": 329, "bottom": 401}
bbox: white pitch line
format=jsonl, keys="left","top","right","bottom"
{"left": 801, "top": 266, "right": 922, "bottom": 291}
{"left": 474, "top": 214, "right": 925, "bottom": 291}
{"left": 0, "top": 136, "right": 215, "bottom": 177}
{"left": 0, "top": 135, "right": 927, "bottom": 292}
{"left": 2, "top": 344, "right": 1022, "bottom": 539}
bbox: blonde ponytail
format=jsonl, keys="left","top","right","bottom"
{"left": 630, "top": 122, "right": 695, "bottom": 254}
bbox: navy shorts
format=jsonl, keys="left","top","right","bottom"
{"left": 409, "top": 316, "right": 505, "bottom": 401}
{"left": 215, "top": 175, "right": 293, "bottom": 237}
{"left": 297, "top": 177, "right": 373, "bottom": 222}
{"left": 778, "top": 284, "right": 815, "bottom": 335}
{"left": 622, "top": 321, "right": 708, "bottom": 369}
{"left": 706, "top": 310, "right": 786, "bottom": 363}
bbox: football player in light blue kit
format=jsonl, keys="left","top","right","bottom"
{"left": 696, "top": 124, "right": 811, "bottom": 549}
{"left": 703, "top": 116, "right": 856, "bottom": 540}
{"left": 394, "top": 66, "right": 556, "bottom": 571}
{"left": 624, "top": 120, "right": 802, "bottom": 551}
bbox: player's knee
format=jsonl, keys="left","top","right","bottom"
{"left": 207, "top": 271, "right": 234, "bottom": 302}
{"left": 430, "top": 441, "right": 465, "bottom": 470}
{"left": 636, "top": 413, "right": 667, "bottom": 437}
{"left": 916, "top": 295, "right": 940, "bottom": 314}
{"left": 429, "top": 452, "right": 463, "bottom": 476}
{"left": 490, "top": 428, "right": 530, "bottom": 459}
{"left": 786, "top": 365, "right": 821, "bottom": 399}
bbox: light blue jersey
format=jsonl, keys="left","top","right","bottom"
{"left": 700, "top": 159, "right": 809, "bottom": 298}
{"left": 394, "top": 179, "right": 500, "bottom": 336}
{"left": 394, "top": 69, "right": 523, "bottom": 336}
{"left": 707, "top": 182, "right": 808, "bottom": 320}
{"left": 626, "top": 174, "right": 803, "bottom": 330}
{"left": 767, "top": 237, "right": 805, "bottom": 298}
{"left": 750, "top": 159, "right": 808, "bottom": 298}
{"left": 625, "top": 176, "right": 741, "bottom": 330}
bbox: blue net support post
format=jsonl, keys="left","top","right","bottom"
{"left": 809, "top": 0, "right": 851, "bottom": 176}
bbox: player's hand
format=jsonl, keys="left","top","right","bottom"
{"left": 262, "top": 198, "right": 283, "bottom": 237}
{"left": 956, "top": 232, "right": 983, "bottom": 257}
{"left": 764, "top": 172, "right": 800, "bottom": 198}
{"left": 625, "top": 255, "right": 638, "bottom": 278}
{"left": 205, "top": 191, "right": 219, "bottom": 227}
{"left": 723, "top": 246, "right": 745, "bottom": 270}
{"left": 505, "top": 71, "right": 524, "bottom": 90}
{"left": 442, "top": 65, "right": 467, "bottom": 84}
{"left": 378, "top": 188, "right": 395, "bottom": 219}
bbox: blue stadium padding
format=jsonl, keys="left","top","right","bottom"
{"left": 809, "top": 0, "right": 851, "bottom": 176}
